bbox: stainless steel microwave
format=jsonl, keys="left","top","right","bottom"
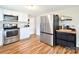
{"left": 4, "top": 14, "right": 18, "bottom": 21}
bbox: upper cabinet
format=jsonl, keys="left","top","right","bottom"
{"left": 3, "top": 9, "right": 18, "bottom": 17}
{"left": 18, "top": 13, "right": 29, "bottom": 28}
{"left": 18, "top": 13, "right": 28, "bottom": 22}
{"left": 0, "top": 8, "right": 3, "bottom": 21}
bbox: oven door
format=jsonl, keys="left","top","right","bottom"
{"left": 5, "top": 29, "right": 18, "bottom": 37}
{"left": 4, "top": 29, "right": 19, "bottom": 45}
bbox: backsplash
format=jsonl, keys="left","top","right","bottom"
{"left": 59, "top": 20, "right": 76, "bottom": 29}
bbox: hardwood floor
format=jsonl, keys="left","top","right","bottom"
{"left": 0, "top": 35, "right": 78, "bottom": 54}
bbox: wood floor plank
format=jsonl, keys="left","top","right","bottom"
{"left": 0, "top": 35, "right": 77, "bottom": 54}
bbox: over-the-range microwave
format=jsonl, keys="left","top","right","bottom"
{"left": 3, "top": 14, "right": 18, "bottom": 22}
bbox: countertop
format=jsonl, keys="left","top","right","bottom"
{"left": 0, "top": 21, "right": 29, "bottom": 29}
{"left": 0, "top": 21, "right": 27, "bottom": 24}
{"left": 56, "top": 29, "right": 76, "bottom": 34}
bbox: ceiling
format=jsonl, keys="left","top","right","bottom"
{"left": 0, "top": 5, "right": 78, "bottom": 16}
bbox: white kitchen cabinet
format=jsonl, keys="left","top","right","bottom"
{"left": 0, "top": 8, "right": 3, "bottom": 21}
{"left": 18, "top": 13, "right": 28, "bottom": 22}
{"left": 3, "top": 9, "right": 18, "bottom": 16}
{"left": 20, "top": 27, "right": 31, "bottom": 40}
{"left": 0, "top": 29, "right": 3, "bottom": 46}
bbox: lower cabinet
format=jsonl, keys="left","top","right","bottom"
{"left": 0, "top": 30, "right": 3, "bottom": 46}
{"left": 20, "top": 27, "right": 31, "bottom": 40}
{"left": 56, "top": 31, "right": 76, "bottom": 48}
{"left": 56, "top": 39, "right": 75, "bottom": 47}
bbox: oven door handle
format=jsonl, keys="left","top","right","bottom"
{"left": 4, "top": 29, "right": 18, "bottom": 32}
{"left": 4, "top": 31, "right": 7, "bottom": 38}
{"left": 4, "top": 29, "right": 19, "bottom": 38}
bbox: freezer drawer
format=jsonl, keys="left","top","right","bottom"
{"left": 40, "top": 33, "right": 53, "bottom": 46}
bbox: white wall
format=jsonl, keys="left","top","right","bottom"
{"left": 35, "top": 16, "right": 40, "bottom": 36}
{"left": 30, "top": 17, "right": 36, "bottom": 34}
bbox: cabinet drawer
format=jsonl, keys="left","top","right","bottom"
{"left": 56, "top": 32, "right": 67, "bottom": 39}
{"left": 56, "top": 32, "right": 76, "bottom": 41}
{"left": 56, "top": 39, "right": 75, "bottom": 47}
{"left": 66, "top": 35, "right": 75, "bottom": 41}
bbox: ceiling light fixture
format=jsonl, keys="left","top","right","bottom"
{"left": 24, "top": 5, "right": 37, "bottom": 10}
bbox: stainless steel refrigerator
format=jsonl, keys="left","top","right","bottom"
{"left": 40, "top": 14, "right": 59, "bottom": 46}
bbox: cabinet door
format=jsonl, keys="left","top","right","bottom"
{"left": 20, "top": 28, "right": 30, "bottom": 40}
{"left": 0, "top": 30, "right": 3, "bottom": 46}
{"left": 0, "top": 8, "right": 3, "bottom": 21}
{"left": 56, "top": 39, "right": 75, "bottom": 47}
{"left": 18, "top": 13, "right": 28, "bottom": 22}
{"left": 3, "top": 9, "right": 18, "bottom": 15}
{"left": 56, "top": 32, "right": 76, "bottom": 42}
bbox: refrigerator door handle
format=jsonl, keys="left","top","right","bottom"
{"left": 40, "top": 32, "right": 54, "bottom": 35}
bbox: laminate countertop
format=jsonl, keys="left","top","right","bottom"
{"left": 56, "top": 29, "right": 76, "bottom": 34}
